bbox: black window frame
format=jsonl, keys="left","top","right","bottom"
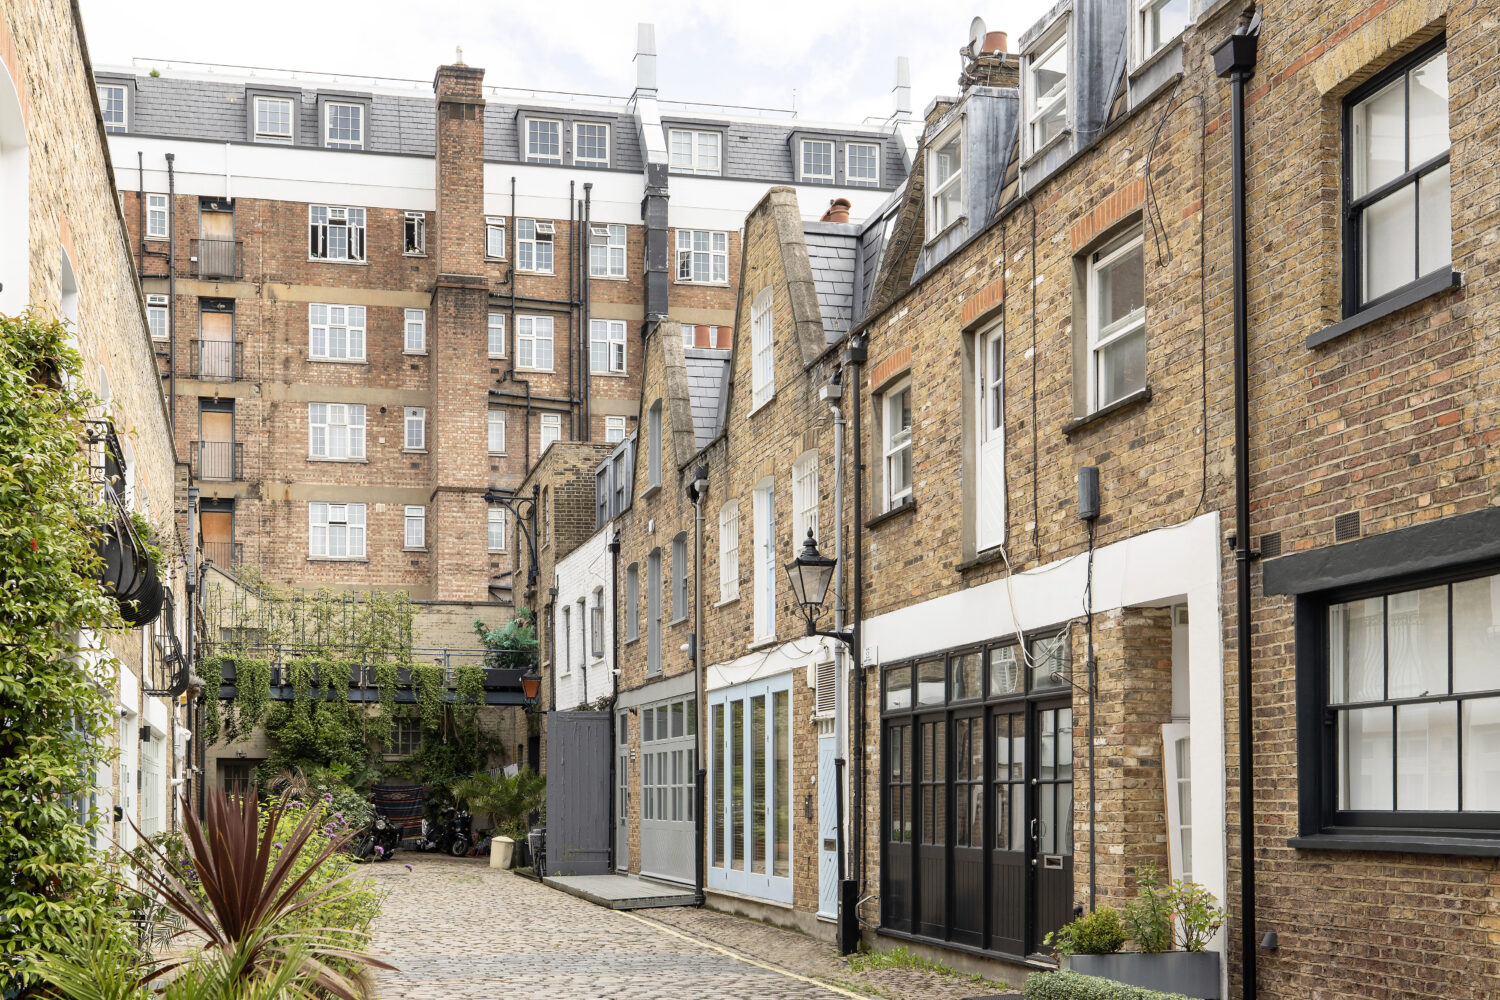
{"left": 1340, "top": 35, "right": 1450, "bottom": 318}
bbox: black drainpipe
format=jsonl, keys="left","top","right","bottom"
{"left": 607, "top": 529, "right": 620, "bottom": 869}
{"left": 136, "top": 152, "right": 145, "bottom": 275}
{"left": 844, "top": 333, "right": 867, "bottom": 918}
{"left": 582, "top": 183, "right": 593, "bottom": 441}
{"left": 568, "top": 181, "right": 576, "bottom": 440}
{"left": 1213, "top": 18, "right": 1259, "bottom": 1000}
{"left": 165, "top": 153, "right": 177, "bottom": 438}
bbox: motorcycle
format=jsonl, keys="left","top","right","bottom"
{"left": 354, "top": 813, "right": 400, "bottom": 862}
{"left": 416, "top": 804, "right": 472, "bottom": 857}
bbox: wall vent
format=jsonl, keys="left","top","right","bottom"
{"left": 1259, "top": 532, "right": 1282, "bottom": 559}
{"left": 1174, "top": 605, "right": 1189, "bottom": 626}
{"left": 813, "top": 658, "right": 837, "bottom": 718}
{"left": 1334, "top": 512, "right": 1360, "bottom": 542}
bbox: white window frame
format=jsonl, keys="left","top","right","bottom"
{"left": 591, "top": 588, "right": 605, "bottom": 659}
{"left": 254, "top": 96, "right": 294, "bottom": 144}
{"left": 683, "top": 325, "right": 697, "bottom": 349}
{"left": 792, "top": 450, "right": 819, "bottom": 548}
{"left": 308, "top": 502, "right": 366, "bottom": 559}
{"left": 146, "top": 294, "right": 170, "bottom": 340}
{"left": 307, "top": 303, "right": 367, "bottom": 361}
{"left": 719, "top": 500, "right": 740, "bottom": 604}
{"left": 1162, "top": 721, "right": 1192, "bottom": 883}
{"left": 404, "top": 309, "right": 426, "bottom": 353}
{"left": 307, "top": 402, "right": 366, "bottom": 461}
{"left": 541, "top": 413, "right": 561, "bottom": 453}
{"left": 1086, "top": 229, "right": 1147, "bottom": 412}
{"left": 675, "top": 230, "right": 729, "bottom": 284}
{"left": 590, "top": 319, "right": 627, "bottom": 374}
{"left": 561, "top": 606, "right": 572, "bottom": 674}
{"left": 800, "top": 139, "right": 835, "bottom": 183}
{"left": 668, "top": 128, "right": 722, "bottom": 175}
{"left": 98, "top": 84, "right": 127, "bottom": 132}
{"left": 404, "top": 505, "right": 425, "bottom": 549}
{"left": 750, "top": 288, "right": 774, "bottom": 410}
{"left": 882, "top": 380, "right": 913, "bottom": 510}
{"left": 590, "top": 223, "right": 627, "bottom": 278}
{"left": 487, "top": 311, "right": 506, "bottom": 358}
{"left": 486, "top": 217, "right": 506, "bottom": 260}
{"left": 752, "top": 479, "right": 776, "bottom": 643}
{"left": 404, "top": 407, "right": 426, "bottom": 451}
{"left": 517, "top": 218, "right": 555, "bottom": 273}
{"left": 573, "top": 121, "right": 610, "bottom": 167}
{"left": 146, "top": 194, "right": 169, "bottom": 240}
{"left": 488, "top": 408, "right": 506, "bottom": 455}
{"left": 707, "top": 673, "right": 794, "bottom": 902}
{"left": 1137, "top": 0, "right": 1190, "bottom": 66}
{"left": 525, "top": 118, "right": 563, "bottom": 163}
{"left": 846, "top": 142, "right": 881, "bottom": 187}
{"left": 516, "top": 315, "right": 554, "bottom": 370}
{"left": 487, "top": 507, "right": 507, "bottom": 552}
{"left": 605, "top": 416, "right": 627, "bottom": 444}
{"left": 1024, "top": 29, "right": 1070, "bottom": 157}
{"left": 308, "top": 205, "right": 367, "bottom": 263}
{"left": 926, "top": 125, "right": 963, "bottom": 239}
{"left": 323, "top": 102, "right": 364, "bottom": 150}
{"left": 625, "top": 562, "right": 640, "bottom": 642}
{"left": 404, "top": 211, "right": 426, "bottom": 255}
{"left": 671, "top": 532, "right": 689, "bottom": 623}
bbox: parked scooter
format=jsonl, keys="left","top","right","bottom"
{"left": 354, "top": 813, "right": 400, "bottom": 862}
{"left": 416, "top": 804, "right": 472, "bottom": 857}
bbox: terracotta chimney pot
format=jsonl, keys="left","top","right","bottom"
{"left": 822, "top": 197, "right": 852, "bottom": 224}
{"left": 984, "top": 31, "right": 1009, "bottom": 54}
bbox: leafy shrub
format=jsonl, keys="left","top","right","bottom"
{"left": 1044, "top": 905, "right": 1127, "bottom": 957}
{"left": 264, "top": 794, "right": 382, "bottom": 951}
{"left": 473, "top": 610, "right": 537, "bottom": 669}
{"left": 1167, "top": 879, "right": 1225, "bottom": 952}
{"left": 1123, "top": 863, "right": 1174, "bottom": 954}
{"left": 1023, "top": 970, "right": 1192, "bottom": 1000}
{"left": 451, "top": 768, "right": 545, "bottom": 840}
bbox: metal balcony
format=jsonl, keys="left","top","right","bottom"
{"left": 192, "top": 440, "right": 243, "bottom": 482}
{"left": 190, "top": 338, "right": 243, "bottom": 381}
{"left": 190, "top": 238, "right": 244, "bottom": 280}
{"left": 201, "top": 540, "right": 243, "bottom": 570}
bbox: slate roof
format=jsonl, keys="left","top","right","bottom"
{"left": 803, "top": 222, "right": 860, "bottom": 343}
{"left": 683, "top": 347, "right": 731, "bottom": 448}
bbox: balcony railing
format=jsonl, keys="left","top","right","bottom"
{"left": 190, "top": 338, "right": 243, "bottom": 381}
{"left": 201, "top": 540, "right": 243, "bottom": 570}
{"left": 191, "top": 238, "right": 244, "bottom": 280}
{"left": 192, "top": 440, "right": 243, "bottom": 482}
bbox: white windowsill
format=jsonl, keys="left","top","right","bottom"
{"left": 307, "top": 357, "right": 368, "bottom": 365}
{"left": 145, "top": 235, "right": 169, "bottom": 242}
{"left": 746, "top": 636, "right": 778, "bottom": 651}
{"left": 402, "top": 251, "right": 427, "bottom": 258}
{"left": 403, "top": 449, "right": 428, "bottom": 455}
{"left": 307, "top": 556, "right": 369, "bottom": 563}
{"left": 589, "top": 273, "right": 629, "bottom": 282}
{"left": 748, "top": 394, "right": 776, "bottom": 418}
{"left": 306, "top": 258, "right": 369, "bottom": 265}
{"left": 307, "top": 456, "right": 369, "bottom": 464}
{"left": 676, "top": 279, "right": 731, "bottom": 288}
{"left": 515, "top": 366, "right": 554, "bottom": 373}
{"left": 488, "top": 354, "right": 507, "bottom": 361}
{"left": 402, "top": 547, "right": 427, "bottom": 553}
{"left": 516, "top": 268, "right": 555, "bottom": 276}
{"left": 402, "top": 350, "right": 428, "bottom": 357}
{"left": 590, "top": 370, "right": 630, "bottom": 378}
{"left": 715, "top": 594, "right": 739, "bottom": 608}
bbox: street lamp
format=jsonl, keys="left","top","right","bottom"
{"left": 519, "top": 665, "right": 542, "bottom": 704}
{"left": 784, "top": 530, "right": 852, "bottom": 647}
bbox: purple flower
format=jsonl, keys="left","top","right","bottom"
{"left": 322, "top": 793, "right": 334, "bottom": 803}
{"left": 374, "top": 846, "right": 384, "bottom": 856}
{"left": 403, "top": 863, "right": 413, "bottom": 872}
{"left": 274, "top": 842, "right": 283, "bottom": 850}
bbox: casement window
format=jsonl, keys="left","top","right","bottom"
{"left": 485, "top": 217, "right": 506, "bottom": 259}
{"left": 676, "top": 230, "right": 729, "bottom": 283}
{"left": 308, "top": 206, "right": 367, "bottom": 262}
{"left": 1025, "top": 31, "right": 1069, "bottom": 154}
{"left": 750, "top": 288, "right": 774, "bottom": 409}
{"left": 596, "top": 468, "right": 610, "bottom": 529}
{"left": 752, "top": 479, "right": 776, "bottom": 642}
{"left": 517, "top": 219, "right": 555, "bottom": 273}
{"left": 324, "top": 102, "right": 364, "bottom": 149}
{"left": 605, "top": 415, "right": 626, "bottom": 444}
{"left": 98, "top": 84, "right": 127, "bottom": 132}
{"left": 516, "top": 315, "right": 554, "bottom": 370}
{"left": 591, "top": 588, "right": 605, "bottom": 658}
{"left": 847, "top": 142, "right": 880, "bottom": 187}
{"left": 146, "top": 194, "right": 169, "bottom": 240}
{"left": 590, "top": 319, "right": 627, "bottom": 374}
{"left": 719, "top": 501, "right": 739, "bottom": 603}
{"left": 307, "top": 402, "right": 366, "bottom": 460}
{"left": 668, "top": 128, "right": 722, "bottom": 175}
{"left": 792, "top": 450, "right": 819, "bottom": 548}
{"left": 308, "top": 502, "right": 365, "bottom": 559}
{"left": 590, "top": 223, "right": 626, "bottom": 278}
{"left": 801, "top": 139, "right": 834, "bottom": 184}
{"left": 1162, "top": 720, "right": 1193, "bottom": 882}
{"left": 561, "top": 607, "right": 572, "bottom": 673}
{"left": 391, "top": 717, "right": 423, "bottom": 755}
{"left": 541, "top": 413, "right": 561, "bottom": 452}
{"left": 308, "top": 304, "right": 366, "bottom": 361}
{"left": 574, "top": 122, "right": 609, "bottom": 167}
{"left": 404, "top": 407, "right": 426, "bottom": 451}
{"left": 647, "top": 400, "right": 662, "bottom": 488}
{"left": 974, "top": 322, "right": 1006, "bottom": 551}
{"left": 404, "top": 212, "right": 426, "bottom": 255}
{"left": 526, "top": 119, "right": 562, "bottom": 163}
{"left": 487, "top": 408, "right": 506, "bottom": 454}
{"left": 487, "top": 507, "right": 506, "bottom": 552}
{"left": 612, "top": 446, "right": 631, "bottom": 515}
{"left": 671, "top": 531, "right": 689, "bottom": 622}
{"left": 881, "top": 381, "right": 913, "bottom": 510}
{"left": 1138, "top": 0, "right": 1189, "bottom": 63}
{"left": 254, "top": 96, "right": 294, "bottom": 144}
{"left": 404, "top": 309, "right": 426, "bottom": 353}
{"left": 146, "top": 294, "right": 170, "bottom": 339}
{"left": 647, "top": 548, "right": 663, "bottom": 674}
{"left": 1344, "top": 41, "right": 1450, "bottom": 311}
{"left": 708, "top": 675, "right": 792, "bottom": 902}
{"left": 683, "top": 325, "right": 697, "bottom": 349}
{"left": 487, "top": 312, "right": 506, "bottom": 357}
{"left": 625, "top": 562, "right": 640, "bottom": 641}
{"left": 927, "top": 127, "right": 963, "bottom": 238}
{"left": 1086, "top": 226, "right": 1146, "bottom": 410}
{"left": 404, "top": 505, "right": 425, "bottom": 549}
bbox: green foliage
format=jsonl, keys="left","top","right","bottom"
{"left": 1023, "top": 971, "right": 1192, "bottom": 1000}
{"left": 263, "top": 795, "right": 381, "bottom": 952}
{"left": 450, "top": 768, "right": 545, "bottom": 840}
{"left": 1123, "top": 863, "right": 1175, "bottom": 954}
{"left": 1166, "top": 879, "right": 1226, "bottom": 952}
{"left": 473, "top": 609, "right": 537, "bottom": 668}
{"left": 1045, "top": 905, "right": 1127, "bottom": 958}
{"left": 0, "top": 312, "right": 127, "bottom": 990}
{"left": 846, "top": 945, "right": 961, "bottom": 977}
{"left": 219, "top": 657, "right": 270, "bottom": 743}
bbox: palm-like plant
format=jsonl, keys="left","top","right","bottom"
{"left": 450, "top": 769, "right": 546, "bottom": 841}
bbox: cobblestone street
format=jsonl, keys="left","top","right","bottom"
{"left": 364, "top": 856, "right": 1020, "bottom": 1000}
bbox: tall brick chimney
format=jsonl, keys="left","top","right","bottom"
{"left": 434, "top": 62, "right": 487, "bottom": 276}
{"left": 959, "top": 32, "right": 1019, "bottom": 91}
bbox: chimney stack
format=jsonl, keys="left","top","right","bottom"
{"left": 893, "top": 56, "right": 912, "bottom": 117}
{"left": 635, "top": 23, "right": 658, "bottom": 97}
{"left": 959, "top": 29, "right": 1018, "bottom": 91}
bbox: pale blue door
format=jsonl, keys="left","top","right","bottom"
{"left": 817, "top": 734, "right": 838, "bottom": 919}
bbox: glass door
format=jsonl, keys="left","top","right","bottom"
{"left": 989, "top": 708, "right": 1027, "bottom": 956}
{"left": 1031, "top": 701, "right": 1074, "bottom": 957}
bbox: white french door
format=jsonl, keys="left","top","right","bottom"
{"left": 976, "top": 323, "right": 1006, "bottom": 552}
{"left": 709, "top": 674, "right": 793, "bottom": 904}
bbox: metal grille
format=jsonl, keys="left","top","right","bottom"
{"left": 814, "top": 658, "right": 837, "bottom": 717}
{"left": 1259, "top": 531, "right": 1283, "bottom": 559}
{"left": 1334, "top": 512, "right": 1361, "bottom": 542}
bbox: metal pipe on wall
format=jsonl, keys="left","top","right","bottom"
{"left": 166, "top": 153, "right": 177, "bottom": 437}
{"left": 582, "top": 183, "right": 593, "bottom": 441}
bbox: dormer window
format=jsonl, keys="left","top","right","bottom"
{"left": 926, "top": 126, "right": 962, "bottom": 239}
{"left": 1026, "top": 31, "right": 1069, "bottom": 153}
{"left": 323, "top": 102, "right": 364, "bottom": 150}
{"left": 1138, "top": 0, "right": 1189, "bottom": 62}
{"left": 800, "top": 139, "right": 834, "bottom": 184}
{"left": 526, "top": 119, "right": 562, "bottom": 164}
{"left": 254, "top": 97, "right": 294, "bottom": 144}
{"left": 97, "top": 85, "right": 127, "bottom": 132}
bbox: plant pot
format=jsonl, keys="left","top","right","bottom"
{"left": 490, "top": 835, "right": 514, "bottom": 869}
{"left": 1068, "top": 951, "right": 1222, "bottom": 999}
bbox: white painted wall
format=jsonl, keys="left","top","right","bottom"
{"left": 552, "top": 526, "right": 614, "bottom": 711}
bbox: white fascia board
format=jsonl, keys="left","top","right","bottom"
{"left": 118, "top": 663, "right": 139, "bottom": 712}
{"left": 145, "top": 695, "right": 170, "bottom": 736}
{"left": 705, "top": 635, "right": 838, "bottom": 692}
{"left": 109, "top": 136, "right": 436, "bottom": 211}
{"left": 484, "top": 163, "right": 644, "bottom": 227}
{"left": 861, "top": 510, "right": 1227, "bottom": 951}
{"left": 668, "top": 177, "right": 881, "bottom": 231}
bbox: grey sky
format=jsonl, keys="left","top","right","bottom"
{"left": 78, "top": 0, "right": 1056, "bottom": 125}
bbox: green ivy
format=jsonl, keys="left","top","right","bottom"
{"left": 412, "top": 665, "right": 446, "bottom": 734}
{"left": 0, "top": 312, "right": 129, "bottom": 989}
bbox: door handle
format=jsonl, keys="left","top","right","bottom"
{"left": 1030, "top": 817, "right": 1037, "bottom": 841}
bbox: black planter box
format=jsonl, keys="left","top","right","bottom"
{"left": 1069, "top": 951, "right": 1221, "bottom": 999}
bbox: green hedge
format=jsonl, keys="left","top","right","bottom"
{"left": 1023, "top": 971, "right": 1192, "bottom": 1000}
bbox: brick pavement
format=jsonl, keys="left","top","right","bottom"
{"left": 365, "top": 855, "right": 1019, "bottom": 1000}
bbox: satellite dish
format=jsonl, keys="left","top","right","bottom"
{"left": 968, "top": 16, "right": 989, "bottom": 57}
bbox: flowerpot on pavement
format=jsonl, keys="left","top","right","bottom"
{"left": 490, "top": 835, "right": 515, "bottom": 869}
{"left": 1069, "top": 951, "right": 1222, "bottom": 999}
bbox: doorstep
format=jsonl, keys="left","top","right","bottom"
{"left": 543, "top": 872, "right": 698, "bottom": 910}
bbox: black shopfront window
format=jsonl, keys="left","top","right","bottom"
{"left": 881, "top": 628, "right": 1075, "bottom": 961}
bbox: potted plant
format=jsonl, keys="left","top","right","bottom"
{"left": 450, "top": 768, "right": 545, "bottom": 870}
{"left": 1063, "top": 864, "right": 1225, "bottom": 1000}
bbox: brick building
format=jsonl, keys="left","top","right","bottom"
{"left": 3, "top": 0, "right": 189, "bottom": 847}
